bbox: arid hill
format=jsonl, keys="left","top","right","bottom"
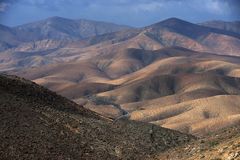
{"left": 0, "top": 74, "right": 193, "bottom": 160}
{"left": 12, "top": 46, "right": 240, "bottom": 136}
{"left": 1, "top": 18, "right": 240, "bottom": 72}
{"left": 1, "top": 17, "right": 240, "bottom": 137}
{"left": 1, "top": 16, "right": 240, "bottom": 159}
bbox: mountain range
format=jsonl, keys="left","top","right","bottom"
{"left": 1, "top": 16, "right": 240, "bottom": 159}
{"left": 0, "top": 16, "right": 131, "bottom": 51}
{"left": 1, "top": 17, "right": 240, "bottom": 72}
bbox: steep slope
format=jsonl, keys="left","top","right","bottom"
{"left": 0, "top": 74, "right": 194, "bottom": 160}
{"left": 153, "top": 124, "right": 240, "bottom": 160}
{"left": 0, "top": 24, "right": 20, "bottom": 51}
{"left": 86, "top": 18, "right": 240, "bottom": 52}
{"left": 143, "top": 18, "right": 240, "bottom": 56}
{"left": 148, "top": 18, "right": 239, "bottom": 38}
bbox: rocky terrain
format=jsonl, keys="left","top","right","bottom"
{"left": 0, "top": 74, "right": 194, "bottom": 160}
{"left": 0, "top": 16, "right": 240, "bottom": 159}
{"left": 154, "top": 125, "right": 240, "bottom": 160}
{"left": 0, "top": 74, "right": 239, "bottom": 160}
{"left": 1, "top": 18, "right": 239, "bottom": 137}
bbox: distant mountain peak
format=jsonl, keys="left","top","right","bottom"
{"left": 145, "top": 17, "right": 205, "bottom": 39}
{"left": 151, "top": 17, "right": 191, "bottom": 27}
{"left": 162, "top": 17, "right": 187, "bottom": 22}
{"left": 0, "top": 24, "right": 11, "bottom": 31}
{"left": 45, "top": 16, "right": 73, "bottom": 22}
{"left": 47, "top": 16, "right": 66, "bottom": 20}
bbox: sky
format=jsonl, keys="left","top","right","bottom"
{"left": 0, "top": 0, "right": 239, "bottom": 27}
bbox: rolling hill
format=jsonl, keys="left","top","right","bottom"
{"left": 11, "top": 46, "right": 240, "bottom": 136}
{"left": 1, "top": 17, "right": 240, "bottom": 137}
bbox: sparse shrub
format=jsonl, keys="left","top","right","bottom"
{"left": 83, "top": 90, "right": 92, "bottom": 96}
{"left": 209, "top": 141, "right": 219, "bottom": 147}
{"left": 210, "top": 158, "right": 222, "bottom": 160}
{"left": 96, "top": 60, "right": 112, "bottom": 72}
{"left": 89, "top": 95, "right": 116, "bottom": 105}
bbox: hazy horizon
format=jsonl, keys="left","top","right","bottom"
{"left": 0, "top": 0, "right": 240, "bottom": 27}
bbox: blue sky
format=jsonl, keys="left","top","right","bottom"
{"left": 0, "top": 0, "right": 239, "bottom": 27}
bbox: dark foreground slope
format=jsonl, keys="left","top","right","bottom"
{"left": 153, "top": 125, "right": 240, "bottom": 160}
{"left": 0, "top": 74, "right": 194, "bottom": 160}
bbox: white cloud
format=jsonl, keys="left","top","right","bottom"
{"left": 0, "top": 2, "right": 9, "bottom": 12}
{"left": 186, "top": 0, "right": 228, "bottom": 15}
{"left": 133, "top": 2, "right": 163, "bottom": 12}
{"left": 205, "top": 0, "right": 225, "bottom": 14}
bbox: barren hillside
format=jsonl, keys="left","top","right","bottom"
{"left": 10, "top": 46, "right": 240, "bottom": 136}
{"left": 0, "top": 74, "right": 194, "bottom": 160}
{"left": 1, "top": 18, "right": 240, "bottom": 72}
{"left": 153, "top": 124, "right": 240, "bottom": 160}
{"left": 1, "top": 17, "right": 240, "bottom": 138}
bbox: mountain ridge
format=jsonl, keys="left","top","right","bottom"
{"left": 200, "top": 20, "right": 240, "bottom": 34}
{"left": 0, "top": 16, "right": 132, "bottom": 51}
{"left": 13, "top": 16, "right": 132, "bottom": 41}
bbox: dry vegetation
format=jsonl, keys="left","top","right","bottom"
{"left": 0, "top": 74, "right": 194, "bottom": 160}
{"left": 153, "top": 125, "right": 240, "bottom": 160}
